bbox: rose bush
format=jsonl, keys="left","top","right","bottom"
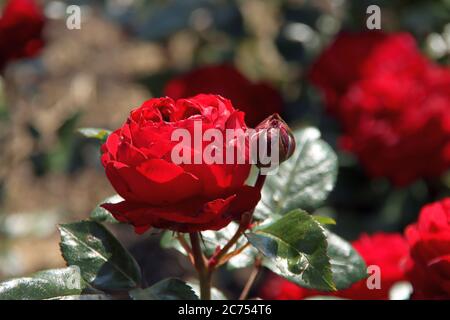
{"left": 310, "top": 31, "right": 450, "bottom": 185}
{"left": 0, "top": 0, "right": 45, "bottom": 70}
{"left": 100, "top": 94, "right": 262, "bottom": 234}
{"left": 164, "top": 64, "right": 283, "bottom": 127}
{"left": 260, "top": 233, "right": 410, "bottom": 300}
{"left": 0, "top": 90, "right": 368, "bottom": 300}
{"left": 405, "top": 198, "right": 450, "bottom": 299}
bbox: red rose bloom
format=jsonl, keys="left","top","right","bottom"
{"left": 309, "top": 31, "right": 387, "bottom": 113}
{"left": 405, "top": 198, "right": 450, "bottom": 299}
{"left": 310, "top": 31, "right": 450, "bottom": 185}
{"left": 339, "top": 65, "right": 450, "bottom": 186}
{"left": 100, "top": 94, "right": 262, "bottom": 234}
{"left": 164, "top": 64, "right": 283, "bottom": 127}
{"left": 309, "top": 32, "right": 426, "bottom": 115}
{"left": 0, "top": 0, "right": 45, "bottom": 70}
{"left": 260, "top": 233, "right": 410, "bottom": 300}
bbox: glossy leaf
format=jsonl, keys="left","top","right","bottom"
{"left": 77, "top": 128, "right": 111, "bottom": 143}
{"left": 0, "top": 266, "right": 91, "bottom": 300}
{"left": 189, "top": 283, "right": 227, "bottom": 300}
{"left": 247, "top": 209, "right": 335, "bottom": 291}
{"left": 313, "top": 216, "right": 336, "bottom": 226}
{"left": 254, "top": 127, "right": 338, "bottom": 219}
{"left": 249, "top": 214, "right": 367, "bottom": 290}
{"left": 90, "top": 195, "right": 122, "bottom": 224}
{"left": 324, "top": 231, "right": 367, "bottom": 290}
{"left": 130, "top": 278, "right": 198, "bottom": 300}
{"left": 59, "top": 221, "right": 141, "bottom": 291}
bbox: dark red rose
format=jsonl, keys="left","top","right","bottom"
{"left": 405, "top": 198, "right": 450, "bottom": 299}
{"left": 164, "top": 64, "right": 283, "bottom": 127}
{"left": 309, "top": 31, "right": 426, "bottom": 115}
{"left": 0, "top": 0, "right": 45, "bottom": 70}
{"left": 100, "top": 94, "right": 262, "bottom": 234}
{"left": 310, "top": 31, "right": 450, "bottom": 186}
{"left": 260, "top": 233, "right": 410, "bottom": 300}
{"left": 338, "top": 60, "right": 450, "bottom": 186}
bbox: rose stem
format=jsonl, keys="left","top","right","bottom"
{"left": 189, "top": 232, "right": 211, "bottom": 300}
{"left": 209, "top": 212, "right": 252, "bottom": 270}
{"left": 176, "top": 233, "right": 195, "bottom": 264}
{"left": 239, "top": 257, "right": 262, "bottom": 300}
{"left": 215, "top": 242, "right": 251, "bottom": 268}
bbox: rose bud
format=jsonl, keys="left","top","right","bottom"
{"left": 251, "top": 113, "right": 295, "bottom": 170}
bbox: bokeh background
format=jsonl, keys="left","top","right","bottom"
{"left": 1, "top": 0, "right": 450, "bottom": 299}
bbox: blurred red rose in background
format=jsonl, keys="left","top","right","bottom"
{"left": 260, "top": 233, "right": 410, "bottom": 300}
{"left": 101, "top": 94, "right": 262, "bottom": 234}
{"left": 309, "top": 32, "right": 427, "bottom": 115}
{"left": 310, "top": 31, "right": 450, "bottom": 186}
{"left": 309, "top": 31, "right": 387, "bottom": 113}
{"left": 405, "top": 198, "right": 450, "bottom": 299}
{"left": 164, "top": 64, "right": 283, "bottom": 127}
{"left": 0, "top": 0, "right": 45, "bottom": 70}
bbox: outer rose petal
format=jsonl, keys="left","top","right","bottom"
{"left": 107, "top": 159, "right": 201, "bottom": 205}
{"left": 116, "top": 141, "right": 147, "bottom": 166}
{"left": 101, "top": 185, "right": 261, "bottom": 233}
{"left": 417, "top": 199, "right": 450, "bottom": 233}
{"left": 183, "top": 162, "right": 252, "bottom": 198}
{"left": 105, "top": 161, "right": 140, "bottom": 202}
{"left": 101, "top": 196, "right": 235, "bottom": 233}
{"left": 101, "top": 130, "right": 121, "bottom": 161}
{"left": 188, "top": 185, "right": 262, "bottom": 231}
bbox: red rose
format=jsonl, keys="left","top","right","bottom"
{"left": 338, "top": 65, "right": 450, "bottom": 186}
{"left": 309, "top": 31, "right": 426, "bottom": 115}
{"left": 405, "top": 198, "right": 450, "bottom": 299}
{"left": 260, "top": 233, "right": 410, "bottom": 300}
{"left": 310, "top": 31, "right": 450, "bottom": 185}
{"left": 309, "top": 31, "right": 386, "bottom": 113}
{"left": 164, "top": 64, "right": 283, "bottom": 127}
{"left": 100, "top": 94, "right": 262, "bottom": 234}
{"left": 0, "top": 0, "right": 45, "bottom": 70}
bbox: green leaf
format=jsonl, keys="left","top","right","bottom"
{"left": 161, "top": 222, "right": 257, "bottom": 270}
{"left": 130, "top": 278, "right": 198, "bottom": 300}
{"left": 90, "top": 195, "right": 122, "bottom": 224}
{"left": 254, "top": 127, "right": 338, "bottom": 220}
{"left": 249, "top": 216, "right": 367, "bottom": 291}
{"left": 77, "top": 128, "right": 111, "bottom": 143}
{"left": 247, "top": 209, "right": 335, "bottom": 291}
{"left": 313, "top": 216, "right": 336, "bottom": 226}
{"left": 0, "top": 266, "right": 91, "bottom": 300}
{"left": 189, "top": 283, "right": 227, "bottom": 300}
{"left": 59, "top": 221, "right": 141, "bottom": 291}
{"left": 323, "top": 231, "right": 367, "bottom": 290}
